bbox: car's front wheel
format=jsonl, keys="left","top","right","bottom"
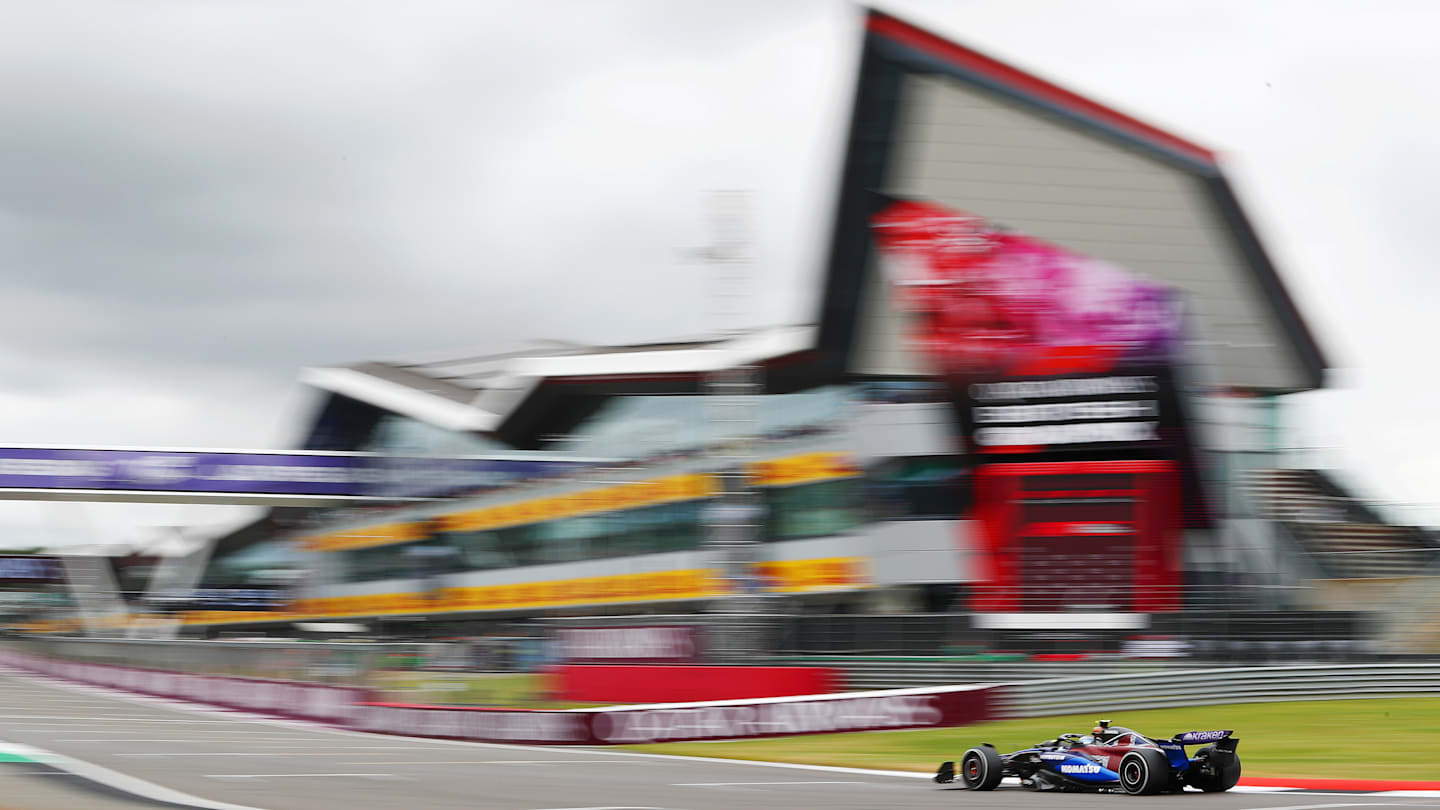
{"left": 960, "top": 746, "right": 1004, "bottom": 791}
{"left": 1186, "top": 746, "right": 1242, "bottom": 793}
{"left": 1119, "top": 749, "right": 1171, "bottom": 795}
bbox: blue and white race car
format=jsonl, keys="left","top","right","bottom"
{"left": 935, "top": 720, "right": 1241, "bottom": 794}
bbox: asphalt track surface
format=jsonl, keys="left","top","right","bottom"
{"left": 0, "top": 765, "right": 179, "bottom": 810}
{"left": 2, "top": 669, "right": 1440, "bottom": 810}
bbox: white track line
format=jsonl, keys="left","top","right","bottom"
{"left": 1236, "top": 805, "right": 1423, "bottom": 810}
{"left": 674, "top": 780, "right": 869, "bottom": 786}
{"left": 1232, "top": 788, "right": 1440, "bottom": 799}
{"left": 339, "top": 755, "right": 656, "bottom": 760}
{"left": 203, "top": 773, "right": 407, "bottom": 780}
{"left": 0, "top": 741, "right": 275, "bottom": 810}
{"left": 113, "top": 748, "right": 456, "bottom": 757}
{"left": 55, "top": 738, "right": 338, "bottom": 743}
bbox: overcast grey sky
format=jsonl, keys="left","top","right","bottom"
{"left": 0, "top": 0, "right": 1435, "bottom": 548}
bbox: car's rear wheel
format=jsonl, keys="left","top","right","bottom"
{"left": 1187, "top": 746, "right": 1242, "bottom": 793}
{"left": 960, "top": 746, "right": 1004, "bottom": 791}
{"left": 1119, "top": 749, "right": 1171, "bottom": 795}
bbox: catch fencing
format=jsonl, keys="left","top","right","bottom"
{"left": 998, "top": 663, "right": 1440, "bottom": 718}
{"left": 790, "top": 657, "right": 1189, "bottom": 691}
{"left": 777, "top": 650, "right": 1413, "bottom": 692}
{"left": 1, "top": 634, "right": 434, "bottom": 686}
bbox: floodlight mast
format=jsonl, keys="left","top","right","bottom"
{"left": 695, "top": 190, "right": 772, "bottom": 661}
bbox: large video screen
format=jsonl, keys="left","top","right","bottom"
{"left": 871, "top": 199, "right": 1197, "bottom": 612}
{"left": 871, "top": 198, "right": 1190, "bottom": 461}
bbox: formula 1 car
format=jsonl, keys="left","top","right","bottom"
{"left": 935, "top": 720, "right": 1241, "bottom": 794}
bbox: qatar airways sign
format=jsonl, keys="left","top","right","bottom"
{"left": 555, "top": 626, "right": 702, "bottom": 663}
{"left": 353, "top": 685, "right": 995, "bottom": 745}
{"left": 590, "top": 693, "right": 949, "bottom": 743}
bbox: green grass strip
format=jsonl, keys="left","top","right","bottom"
{"left": 624, "top": 697, "right": 1440, "bottom": 779}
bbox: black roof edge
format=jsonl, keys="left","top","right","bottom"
{"left": 814, "top": 30, "right": 907, "bottom": 379}
{"left": 815, "top": 14, "right": 1328, "bottom": 393}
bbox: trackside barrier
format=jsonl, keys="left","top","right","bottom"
{"left": 13, "top": 644, "right": 1440, "bottom": 741}
{"left": 355, "top": 685, "right": 995, "bottom": 745}
{"left": 1000, "top": 663, "right": 1440, "bottom": 718}
{"left": 0, "top": 648, "right": 361, "bottom": 724}
{"left": 548, "top": 664, "right": 841, "bottom": 703}
{"left": 0, "top": 646, "right": 998, "bottom": 744}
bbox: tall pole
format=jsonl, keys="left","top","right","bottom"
{"left": 695, "top": 191, "right": 770, "bottom": 661}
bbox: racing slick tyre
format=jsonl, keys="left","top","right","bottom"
{"left": 1186, "top": 746, "right": 1242, "bottom": 793}
{"left": 1119, "top": 748, "right": 1171, "bottom": 795}
{"left": 959, "top": 746, "right": 1004, "bottom": 791}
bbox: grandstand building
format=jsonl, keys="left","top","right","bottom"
{"left": 165, "top": 10, "right": 1429, "bottom": 640}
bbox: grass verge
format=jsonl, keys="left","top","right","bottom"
{"left": 367, "top": 671, "right": 609, "bottom": 709}
{"left": 625, "top": 698, "right": 1440, "bottom": 780}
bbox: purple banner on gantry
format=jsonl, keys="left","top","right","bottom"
{"left": 0, "top": 447, "right": 595, "bottom": 499}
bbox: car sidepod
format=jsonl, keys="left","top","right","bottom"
{"left": 1036, "top": 752, "right": 1120, "bottom": 790}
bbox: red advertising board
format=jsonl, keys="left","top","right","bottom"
{"left": 548, "top": 664, "right": 838, "bottom": 703}
{"left": 356, "top": 684, "right": 996, "bottom": 745}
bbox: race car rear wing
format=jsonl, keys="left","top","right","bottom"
{"left": 1172, "top": 730, "right": 1234, "bottom": 745}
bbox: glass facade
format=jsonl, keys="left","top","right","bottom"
{"left": 551, "top": 386, "right": 853, "bottom": 459}
{"left": 856, "top": 379, "right": 949, "bottom": 404}
{"left": 330, "top": 477, "right": 869, "bottom": 585}
{"left": 202, "top": 540, "right": 309, "bottom": 588}
{"left": 365, "top": 414, "right": 515, "bottom": 457}
{"left": 766, "top": 478, "right": 865, "bottom": 540}
{"left": 866, "top": 455, "right": 967, "bottom": 520}
{"left": 299, "top": 382, "right": 947, "bottom": 588}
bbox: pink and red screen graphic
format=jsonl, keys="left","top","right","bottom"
{"left": 870, "top": 199, "right": 1183, "bottom": 380}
